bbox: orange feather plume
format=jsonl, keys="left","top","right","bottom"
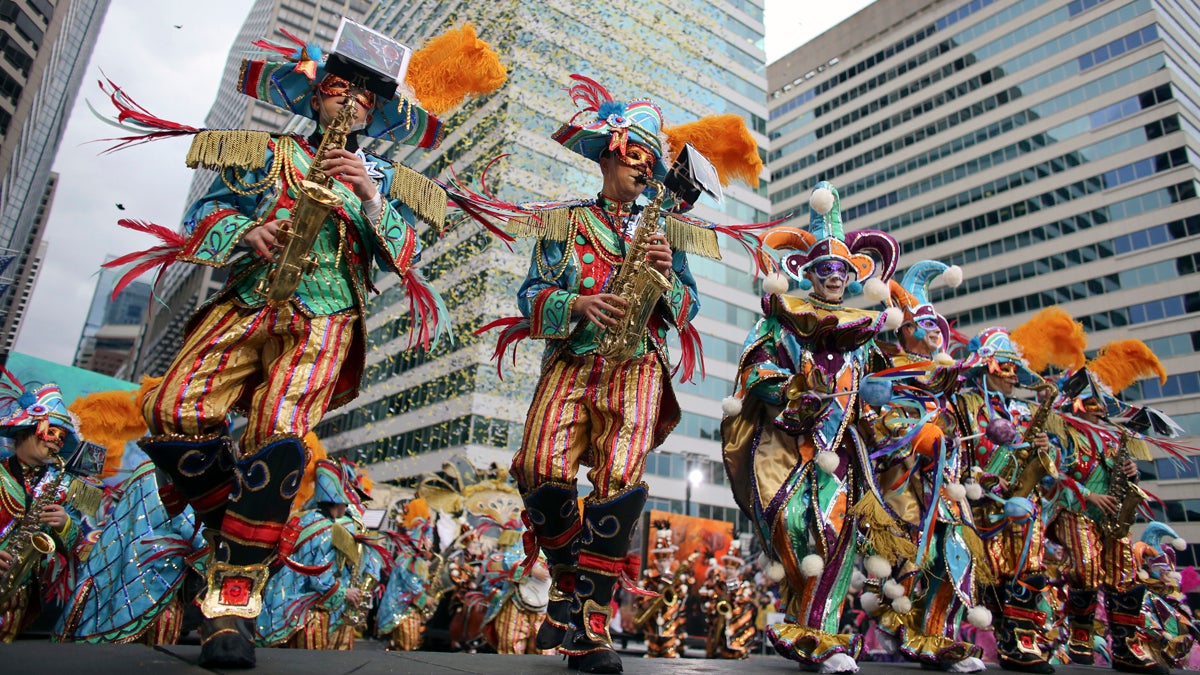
{"left": 293, "top": 432, "right": 329, "bottom": 510}
{"left": 1010, "top": 307, "right": 1087, "bottom": 373}
{"left": 68, "top": 388, "right": 147, "bottom": 479}
{"left": 663, "top": 114, "right": 763, "bottom": 188}
{"left": 402, "top": 497, "right": 432, "bottom": 528}
{"left": 1089, "top": 339, "right": 1167, "bottom": 393}
{"left": 406, "top": 23, "right": 507, "bottom": 116}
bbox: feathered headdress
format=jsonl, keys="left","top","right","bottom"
{"left": 1009, "top": 306, "right": 1087, "bottom": 374}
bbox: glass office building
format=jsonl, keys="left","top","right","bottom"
{"left": 312, "top": 0, "right": 769, "bottom": 525}
{"left": 768, "top": 0, "right": 1200, "bottom": 554}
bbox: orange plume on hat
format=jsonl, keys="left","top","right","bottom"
{"left": 1010, "top": 307, "right": 1087, "bottom": 373}
{"left": 406, "top": 23, "right": 507, "bottom": 116}
{"left": 402, "top": 497, "right": 432, "bottom": 528}
{"left": 293, "top": 432, "right": 329, "bottom": 509}
{"left": 1090, "top": 339, "right": 1167, "bottom": 393}
{"left": 68, "top": 387, "right": 148, "bottom": 479}
{"left": 663, "top": 114, "right": 763, "bottom": 188}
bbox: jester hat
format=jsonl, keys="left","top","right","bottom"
{"left": 763, "top": 182, "right": 899, "bottom": 295}
{"left": 0, "top": 373, "right": 79, "bottom": 456}
{"left": 552, "top": 74, "right": 669, "bottom": 183}
{"left": 888, "top": 260, "right": 962, "bottom": 352}
{"left": 239, "top": 21, "right": 506, "bottom": 148}
{"left": 961, "top": 327, "right": 1040, "bottom": 387}
{"left": 1142, "top": 521, "right": 1187, "bottom": 555}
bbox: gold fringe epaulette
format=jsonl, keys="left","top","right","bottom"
{"left": 507, "top": 205, "right": 574, "bottom": 241}
{"left": 330, "top": 523, "right": 360, "bottom": 565}
{"left": 65, "top": 480, "right": 103, "bottom": 520}
{"left": 389, "top": 163, "right": 447, "bottom": 230}
{"left": 1127, "top": 436, "right": 1153, "bottom": 462}
{"left": 664, "top": 215, "right": 721, "bottom": 260}
{"left": 185, "top": 130, "right": 271, "bottom": 171}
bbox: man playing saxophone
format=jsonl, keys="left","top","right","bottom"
{"left": 0, "top": 379, "right": 97, "bottom": 642}
{"left": 1046, "top": 343, "right": 1171, "bottom": 674}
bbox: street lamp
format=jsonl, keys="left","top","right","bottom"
{"left": 684, "top": 453, "right": 704, "bottom": 517}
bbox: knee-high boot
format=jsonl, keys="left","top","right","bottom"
{"left": 995, "top": 575, "right": 1054, "bottom": 674}
{"left": 521, "top": 481, "right": 582, "bottom": 650}
{"left": 1107, "top": 586, "right": 1169, "bottom": 674}
{"left": 561, "top": 484, "right": 647, "bottom": 674}
{"left": 1065, "top": 589, "right": 1098, "bottom": 665}
{"left": 139, "top": 434, "right": 234, "bottom": 530}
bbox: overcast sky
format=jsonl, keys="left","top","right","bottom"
{"left": 17, "top": 0, "right": 875, "bottom": 366}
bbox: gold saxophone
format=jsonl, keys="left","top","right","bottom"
{"left": 633, "top": 585, "right": 678, "bottom": 628}
{"left": 344, "top": 540, "right": 379, "bottom": 627}
{"left": 1006, "top": 380, "right": 1060, "bottom": 499}
{"left": 1098, "top": 429, "right": 1141, "bottom": 539}
{"left": 255, "top": 96, "right": 359, "bottom": 304}
{"left": 595, "top": 177, "right": 673, "bottom": 362}
{"left": 0, "top": 457, "right": 66, "bottom": 605}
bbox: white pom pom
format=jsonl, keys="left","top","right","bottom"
{"left": 863, "top": 277, "right": 889, "bottom": 303}
{"left": 967, "top": 606, "right": 992, "bottom": 628}
{"left": 891, "top": 596, "right": 913, "bottom": 614}
{"left": 801, "top": 554, "right": 825, "bottom": 578}
{"left": 942, "top": 265, "right": 963, "bottom": 288}
{"left": 721, "top": 395, "right": 743, "bottom": 418}
{"left": 883, "top": 306, "right": 904, "bottom": 331}
{"left": 861, "top": 591, "right": 881, "bottom": 615}
{"left": 850, "top": 569, "right": 866, "bottom": 592}
{"left": 883, "top": 579, "right": 905, "bottom": 600}
{"left": 810, "top": 187, "right": 835, "bottom": 215}
{"left": 767, "top": 561, "right": 786, "bottom": 582}
{"left": 1168, "top": 571, "right": 1183, "bottom": 585}
{"left": 763, "top": 272, "right": 790, "bottom": 295}
{"left": 933, "top": 351, "right": 956, "bottom": 367}
{"left": 865, "top": 555, "right": 892, "bottom": 579}
{"left": 1138, "top": 569, "right": 1151, "bottom": 581}
{"left": 816, "top": 451, "right": 840, "bottom": 474}
{"left": 1172, "top": 537, "right": 1188, "bottom": 551}
{"left": 946, "top": 482, "right": 966, "bottom": 502}
{"left": 964, "top": 481, "right": 983, "bottom": 501}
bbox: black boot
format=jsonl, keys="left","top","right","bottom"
{"left": 561, "top": 484, "right": 648, "bottom": 674}
{"left": 140, "top": 434, "right": 235, "bottom": 529}
{"left": 523, "top": 481, "right": 582, "bottom": 650}
{"left": 196, "top": 538, "right": 267, "bottom": 669}
{"left": 1107, "top": 586, "right": 1169, "bottom": 674}
{"left": 1065, "top": 589, "right": 1097, "bottom": 665}
{"left": 221, "top": 435, "right": 307, "bottom": 564}
{"left": 994, "top": 576, "right": 1054, "bottom": 674}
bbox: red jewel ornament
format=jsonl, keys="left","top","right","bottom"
{"left": 220, "top": 576, "right": 253, "bottom": 607}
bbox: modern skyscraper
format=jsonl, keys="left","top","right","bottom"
{"left": 768, "top": 0, "right": 1200, "bottom": 553}
{"left": 129, "top": 0, "right": 369, "bottom": 380}
{"left": 0, "top": 0, "right": 111, "bottom": 360}
{"left": 309, "top": 0, "right": 769, "bottom": 525}
{"left": 74, "top": 263, "right": 149, "bottom": 377}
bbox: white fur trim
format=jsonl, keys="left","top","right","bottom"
{"left": 1172, "top": 537, "right": 1188, "bottom": 551}
{"left": 882, "top": 306, "right": 903, "bottom": 331}
{"left": 861, "top": 591, "right": 881, "bottom": 615}
{"left": 865, "top": 555, "right": 892, "bottom": 579}
{"left": 933, "top": 352, "right": 956, "bottom": 367}
{"left": 948, "top": 656, "right": 986, "bottom": 673}
{"left": 816, "top": 451, "right": 840, "bottom": 474}
{"left": 801, "top": 553, "right": 825, "bottom": 578}
{"left": 763, "top": 272, "right": 790, "bottom": 295}
{"left": 883, "top": 579, "right": 905, "bottom": 600}
{"left": 863, "top": 277, "right": 889, "bottom": 303}
{"left": 967, "top": 606, "right": 992, "bottom": 628}
{"left": 891, "top": 596, "right": 913, "bottom": 614}
{"left": 721, "top": 395, "right": 743, "bottom": 418}
{"left": 942, "top": 265, "right": 963, "bottom": 288}
{"left": 964, "top": 481, "right": 983, "bottom": 501}
{"left": 819, "top": 653, "right": 859, "bottom": 673}
{"left": 767, "top": 561, "right": 786, "bottom": 582}
{"left": 810, "top": 187, "right": 835, "bottom": 215}
{"left": 946, "top": 482, "right": 966, "bottom": 502}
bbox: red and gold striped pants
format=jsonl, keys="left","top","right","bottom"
{"left": 144, "top": 299, "right": 356, "bottom": 455}
{"left": 513, "top": 353, "right": 663, "bottom": 497}
{"left": 1049, "top": 510, "right": 1135, "bottom": 590}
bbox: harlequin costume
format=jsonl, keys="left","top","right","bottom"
{"left": 326, "top": 466, "right": 383, "bottom": 651}
{"left": 704, "top": 539, "right": 755, "bottom": 660}
{"left": 1134, "top": 523, "right": 1199, "bottom": 670}
{"left": 376, "top": 498, "right": 442, "bottom": 651}
{"left": 861, "top": 260, "right": 990, "bottom": 672}
{"left": 96, "top": 20, "right": 505, "bottom": 668}
{"left": 477, "top": 73, "right": 767, "bottom": 674}
{"left": 634, "top": 521, "right": 688, "bottom": 658}
{"left": 0, "top": 373, "right": 104, "bottom": 643}
{"left": 479, "top": 525, "right": 552, "bottom": 655}
{"left": 721, "top": 181, "right": 911, "bottom": 673}
{"left": 953, "top": 326, "right": 1060, "bottom": 673}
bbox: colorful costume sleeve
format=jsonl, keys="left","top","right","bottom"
{"left": 517, "top": 237, "right": 578, "bottom": 340}
{"left": 740, "top": 316, "right": 790, "bottom": 406}
{"left": 178, "top": 144, "right": 278, "bottom": 266}
{"left": 367, "top": 158, "right": 422, "bottom": 276}
{"left": 659, "top": 251, "right": 699, "bottom": 329}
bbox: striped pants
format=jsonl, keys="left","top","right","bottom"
{"left": 144, "top": 299, "right": 356, "bottom": 455}
{"left": 512, "top": 352, "right": 663, "bottom": 497}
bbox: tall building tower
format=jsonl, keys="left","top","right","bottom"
{"left": 74, "top": 263, "right": 149, "bottom": 376}
{"left": 309, "top": 0, "right": 769, "bottom": 525}
{"left": 128, "top": 0, "right": 369, "bottom": 380}
{"left": 768, "top": 0, "right": 1200, "bottom": 553}
{"left": 0, "top": 0, "right": 111, "bottom": 360}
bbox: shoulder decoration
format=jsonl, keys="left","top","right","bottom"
{"left": 185, "top": 130, "right": 272, "bottom": 172}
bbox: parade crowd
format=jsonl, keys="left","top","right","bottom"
{"left": 0, "top": 13, "right": 1196, "bottom": 675}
